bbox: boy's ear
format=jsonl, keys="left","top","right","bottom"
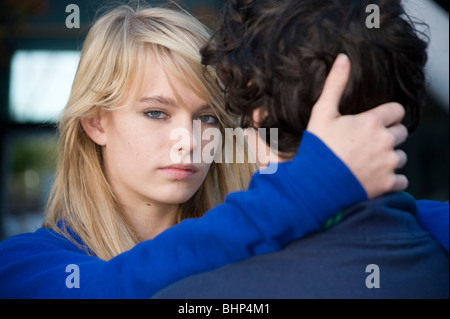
{"left": 252, "top": 107, "right": 267, "bottom": 128}
{"left": 80, "top": 115, "right": 107, "bottom": 146}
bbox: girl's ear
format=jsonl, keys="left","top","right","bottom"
{"left": 80, "top": 115, "right": 107, "bottom": 146}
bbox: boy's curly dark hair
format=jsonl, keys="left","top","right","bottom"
{"left": 201, "top": 0, "right": 429, "bottom": 154}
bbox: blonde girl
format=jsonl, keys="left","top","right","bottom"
{"left": 44, "top": 4, "right": 256, "bottom": 260}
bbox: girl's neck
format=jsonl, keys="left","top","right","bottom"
{"left": 123, "top": 201, "right": 179, "bottom": 241}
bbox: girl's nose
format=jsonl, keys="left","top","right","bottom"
{"left": 170, "top": 117, "right": 201, "bottom": 162}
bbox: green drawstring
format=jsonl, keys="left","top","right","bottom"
{"left": 323, "top": 210, "right": 343, "bottom": 230}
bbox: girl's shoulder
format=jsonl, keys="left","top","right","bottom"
{"left": 0, "top": 225, "right": 87, "bottom": 256}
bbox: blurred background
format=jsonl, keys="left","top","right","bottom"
{"left": 0, "top": 0, "right": 448, "bottom": 241}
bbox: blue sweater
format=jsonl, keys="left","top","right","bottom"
{"left": 0, "top": 132, "right": 445, "bottom": 298}
{"left": 416, "top": 199, "right": 449, "bottom": 252}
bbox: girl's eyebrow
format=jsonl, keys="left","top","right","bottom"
{"left": 196, "top": 104, "right": 214, "bottom": 112}
{"left": 140, "top": 95, "right": 211, "bottom": 112}
{"left": 139, "top": 95, "right": 177, "bottom": 106}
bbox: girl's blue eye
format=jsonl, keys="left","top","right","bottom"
{"left": 198, "top": 115, "right": 218, "bottom": 125}
{"left": 145, "top": 111, "right": 168, "bottom": 119}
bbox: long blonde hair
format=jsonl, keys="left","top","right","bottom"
{"left": 43, "top": 3, "right": 256, "bottom": 260}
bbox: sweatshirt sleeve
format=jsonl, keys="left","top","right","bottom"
{"left": 0, "top": 131, "right": 367, "bottom": 298}
{"left": 416, "top": 199, "right": 449, "bottom": 252}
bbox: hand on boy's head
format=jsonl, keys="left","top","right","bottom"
{"left": 307, "top": 54, "right": 409, "bottom": 200}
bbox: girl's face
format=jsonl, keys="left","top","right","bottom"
{"left": 99, "top": 56, "right": 219, "bottom": 211}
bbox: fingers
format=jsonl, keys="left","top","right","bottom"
{"left": 365, "top": 102, "right": 406, "bottom": 127}
{"left": 391, "top": 174, "right": 409, "bottom": 192}
{"left": 313, "top": 53, "right": 351, "bottom": 118}
{"left": 388, "top": 123, "right": 409, "bottom": 147}
{"left": 395, "top": 149, "right": 407, "bottom": 169}
{"left": 384, "top": 150, "right": 408, "bottom": 193}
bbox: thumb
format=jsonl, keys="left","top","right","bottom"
{"left": 312, "top": 53, "right": 351, "bottom": 119}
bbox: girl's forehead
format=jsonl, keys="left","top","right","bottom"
{"left": 132, "top": 77, "right": 208, "bottom": 114}
{"left": 137, "top": 55, "right": 208, "bottom": 102}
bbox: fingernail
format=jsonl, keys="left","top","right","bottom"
{"left": 336, "top": 53, "right": 350, "bottom": 70}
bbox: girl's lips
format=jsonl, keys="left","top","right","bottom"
{"left": 159, "top": 165, "right": 197, "bottom": 180}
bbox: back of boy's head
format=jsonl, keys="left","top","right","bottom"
{"left": 202, "top": 0, "right": 429, "bottom": 154}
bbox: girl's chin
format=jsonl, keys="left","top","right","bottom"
{"left": 153, "top": 191, "right": 199, "bottom": 206}
{"left": 141, "top": 178, "right": 205, "bottom": 205}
